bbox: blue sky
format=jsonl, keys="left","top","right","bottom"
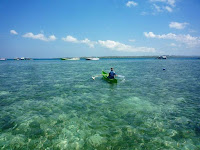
{"left": 0, "top": 0, "right": 200, "bottom": 58}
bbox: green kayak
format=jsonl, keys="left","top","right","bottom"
{"left": 102, "top": 71, "right": 117, "bottom": 83}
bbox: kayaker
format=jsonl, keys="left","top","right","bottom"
{"left": 108, "top": 68, "right": 116, "bottom": 79}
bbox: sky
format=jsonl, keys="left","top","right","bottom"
{"left": 0, "top": 0, "right": 200, "bottom": 58}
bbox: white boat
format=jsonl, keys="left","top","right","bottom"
{"left": 85, "top": 57, "right": 99, "bottom": 60}
{"left": 0, "top": 58, "right": 6, "bottom": 61}
{"left": 157, "top": 55, "right": 167, "bottom": 59}
{"left": 61, "top": 57, "right": 80, "bottom": 60}
{"left": 68, "top": 57, "right": 80, "bottom": 60}
{"left": 20, "top": 57, "right": 25, "bottom": 60}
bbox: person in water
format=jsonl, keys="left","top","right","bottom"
{"left": 108, "top": 68, "right": 116, "bottom": 79}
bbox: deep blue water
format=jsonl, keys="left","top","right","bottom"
{"left": 0, "top": 58, "right": 200, "bottom": 149}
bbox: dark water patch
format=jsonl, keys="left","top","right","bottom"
{"left": 0, "top": 115, "right": 16, "bottom": 131}
{"left": 26, "top": 121, "right": 44, "bottom": 139}
{"left": 194, "top": 124, "right": 200, "bottom": 136}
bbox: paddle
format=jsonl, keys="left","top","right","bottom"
{"left": 92, "top": 74, "right": 102, "bottom": 80}
{"left": 117, "top": 75, "right": 125, "bottom": 78}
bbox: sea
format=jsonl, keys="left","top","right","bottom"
{"left": 0, "top": 58, "right": 200, "bottom": 149}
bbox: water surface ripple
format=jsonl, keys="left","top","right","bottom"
{"left": 0, "top": 59, "right": 200, "bottom": 149}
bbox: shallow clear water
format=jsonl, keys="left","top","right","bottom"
{"left": 0, "top": 58, "right": 200, "bottom": 149}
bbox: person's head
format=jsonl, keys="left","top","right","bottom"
{"left": 111, "top": 68, "right": 113, "bottom": 71}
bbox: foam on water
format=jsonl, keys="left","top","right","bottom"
{"left": 0, "top": 59, "right": 200, "bottom": 149}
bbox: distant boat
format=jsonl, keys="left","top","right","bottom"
{"left": 157, "top": 55, "right": 167, "bottom": 59}
{"left": 19, "top": 57, "right": 32, "bottom": 60}
{"left": 14, "top": 58, "right": 20, "bottom": 60}
{"left": 61, "top": 57, "right": 80, "bottom": 60}
{"left": 0, "top": 58, "right": 6, "bottom": 61}
{"left": 85, "top": 57, "right": 99, "bottom": 60}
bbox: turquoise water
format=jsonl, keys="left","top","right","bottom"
{"left": 0, "top": 58, "right": 200, "bottom": 149}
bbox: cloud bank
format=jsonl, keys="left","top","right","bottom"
{"left": 62, "top": 35, "right": 155, "bottom": 53}
{"left": 144, "top": 32, "right": 200, "bottom": 47}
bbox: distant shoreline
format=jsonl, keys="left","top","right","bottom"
{"left": 95, "top": 56, "right": 200, "bottom": 59}
{"left": 2, "top": 55, "right": 200, "bottom": 60}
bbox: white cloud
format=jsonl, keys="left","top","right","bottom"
{"left": 165, "top": 6, "right": 173, "bottom": 12}
{"left": 98, "top": 40, "right": 155, "bottom": 52}
{"left": 23, "top": 32, "right": 56, "bottom": 41}
{"left": 169, "top": 22, "right": 189, "bottom": 30}
{"left": 62, "top": 35, "right": 96, "bottom": 48}
{"left": 62, "top": 35, "right": 78, "bottom": 43}
{"left": 126, "top": 1, "right": 138, "bottom": 7}
{"left": 144, "top": 32, "right": 200, "bottom": 47}
{"left": 49, "top": 35, "right": 57, "bottom": 41}
{"left": 10, "top": 30, "right": 18, "bottom": 35}
{"left": 144, "top": 32, "right": 156, "bottom": 38}
{"left": 150, "top": 0, "right": 176, "bottom": 7}
{"left": 150, "top": 0, "right": 176, "bottom": 13}
{"left": 80, "top": 38, "right": 96, "bottom": 48}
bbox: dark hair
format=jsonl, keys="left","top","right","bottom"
{"left": 111, "top": 68, "right": 113, "bottom": 70}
